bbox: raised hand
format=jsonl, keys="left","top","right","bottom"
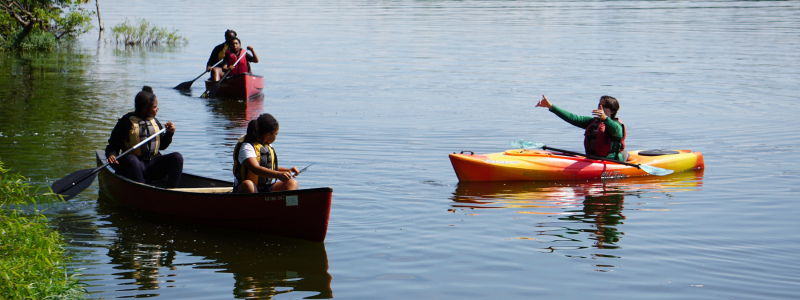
{"left": 165, "top": 121, "right": 176, "bottom": 133}
{"left": 592, "top": 104, "right": 607, "bottom": 121}
{"left": 536, "top": 94, "right": 552, "bottom": 109}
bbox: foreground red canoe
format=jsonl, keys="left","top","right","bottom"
{"left": 204, "top": 73, "right": 264, "bottom": 98}
{"left": 95, "top": 150, "right": 332, "bottom": 242}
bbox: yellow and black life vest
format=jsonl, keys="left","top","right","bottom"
{"left": 216, "top": 44, "right": 229, "bottom": 62}
{"left": 125, "top": 115, "right": 161, "bottom": 158}
{"left": 233, "top": 134, "right": 277, "bottom": 189}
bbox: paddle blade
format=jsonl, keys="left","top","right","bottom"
{"left": 51, "top": 169, "right": 98, "bottom": 201}
{"left": 173, "top": 81, "right": 194, "bottom": 90}
{"left": 639, "top": 164, "right": 674, "bottom": 176}
{"left": 206, "top": 85, "right": 220, "bottom": 98}
{"left": 510, "top": 139, "right": 545, "bottom": 150}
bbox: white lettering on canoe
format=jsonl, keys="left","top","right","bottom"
{"left": 486, "top": 160, "right": 519, "bottom": 164}
{"left": 286, "top": 195, "right": 299, "bottom": 206}
{"left": 265, "top": 195, "right": 285, "bottom": 202}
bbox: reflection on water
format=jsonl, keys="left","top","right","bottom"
{"left": 75, "top": 194, "right": 333, "bottom": 299}
{"left": 204, "top": 94, "right": 265, "bottom": 130}
{"left": 0, "top": 51, "right": 114, "bottom": 183}
{"left": 452, "top": 170, "right": 704, "bottom": 256}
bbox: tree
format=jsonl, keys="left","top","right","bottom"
{"left": 0, "top": 0, "right": 93, "bottom": 49}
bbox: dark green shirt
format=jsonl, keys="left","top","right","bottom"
{"left": 549, "top": 105, "right": 624, "bottom": 159}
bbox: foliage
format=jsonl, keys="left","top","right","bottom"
{"left": 108, "top": 18, "right": 187, "bottom": 46}
{"left": 0, "top": 160, "right": 86, "bottom": 299}
{"left": 0, "top": 0, "right": 94, "bottom": 50}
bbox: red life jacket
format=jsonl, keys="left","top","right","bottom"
{"left": 226, "top": 49, "right": 249, "bottom": 76}
{"left": 584, "top": 118, "right": 626, "bottom": 158}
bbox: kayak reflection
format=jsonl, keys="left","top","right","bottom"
{"left": 95, "top": 194, "right": 333, "bottom": 299}
{"left": 451, "top": 169, "right": 704, "bottom": 251}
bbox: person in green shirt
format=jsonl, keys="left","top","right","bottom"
{"left": 536, "top": 95, "right": 628, "bottom": 161}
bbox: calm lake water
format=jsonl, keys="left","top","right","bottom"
{"left": 1, "top": 0, "right": 799, "bottom": 299}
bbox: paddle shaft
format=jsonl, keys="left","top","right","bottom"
{"left": 297, "top": 163, "right": 315, "bottom": 175}
{"left": 180, "top": 60, "right": 223, "bottom": 87}
{"left": 202, "top": 49, "right": 247, "bottom": 98}
{"left": 57, "top": 128, "right": 166, "bottom": 194}
{"left": 541, "top": 145, "right": 642, "bottom": 169}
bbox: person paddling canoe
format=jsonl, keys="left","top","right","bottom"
{"left": 233, "top": 113, "right": 299, "bottom": 193}
{"left": 207, "top": 29, "right": 237, "bottom": 81}
{"left": 105, "top": 86, "right": 184, "bottom": 188}
{"left": 221, "top": 37, "right": 259, "bottom": 77}
{"left": 536, "top": 95, "right": 628, "bottom": 161}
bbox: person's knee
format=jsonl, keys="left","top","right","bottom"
{"left": 238, "top": 180, "right": 256, "bottom": 193}
{"left": 287, "top": 179, "right": 299, "bottom": 190}
{"left": 170, "top": 152, "right": 184, "bottom": 164}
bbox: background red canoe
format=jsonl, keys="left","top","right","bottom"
{"left": 204, "top": 73, "right": 264, "bottom": 98}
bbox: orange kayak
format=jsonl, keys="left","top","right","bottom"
{"left": 449, "top": 149, "right": 704, "bottom": 182}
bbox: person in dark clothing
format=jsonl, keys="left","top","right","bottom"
{"left": 105, "top": 86, "right": 183, "bottom": 188}
{"left": 207, "top": 29, "right": 237, "bottom": 81}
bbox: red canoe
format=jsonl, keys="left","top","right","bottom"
{"left": 204, "top": 73, "right": 264, "bottom": 98}
{"left": 95, "top": 150, "right": 332, "bottom": 242}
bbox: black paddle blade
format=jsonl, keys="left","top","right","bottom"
{"left": 51, "top": 168, "right": 98, "bottom": 201}
{"left": 173, "top": 81, "right": 194, "bottom": 90}
{"left": 206, "top": 85, "right": 221, "bottom": 98}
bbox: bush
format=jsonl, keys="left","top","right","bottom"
{"left": 0, "top": 161, "right": 86, "bottom": 299}
{"left": 0, "top": 28, "right": 58, "bottom": 50}
{"left": 108, "top": 18, "right": 187, "bottom": 46}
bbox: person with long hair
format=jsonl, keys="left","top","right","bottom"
{"left": 232, "top": 113, "right": 299, "bottom": 193}
{"left": 105, "top": 86, "right": 183, "bottom": 187}
{"left": 536, "top": 95, "right": 628, "bottom": 161}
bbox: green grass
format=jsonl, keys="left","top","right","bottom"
{"left": 108, "top": 18, "right": 188, "bottom": 46}
{"left": 0, "top": 161, "right": 86, "bottom": 299}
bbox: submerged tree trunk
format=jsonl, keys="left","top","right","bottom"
{"left": 95, "top": 0, "right": 104, "bottom": 31}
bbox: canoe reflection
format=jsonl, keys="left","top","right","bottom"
{"left": 95, "top": 194, "right": 332, "bottom": 299}
{"left": 204, "top": 93, "right": 265, "bottom": 129}
{"left": 451, "top": 169, "right": 704, "bottom": 251}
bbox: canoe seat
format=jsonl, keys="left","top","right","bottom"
{"left": 168, "top": 187, "right": 233, "bottom": 193}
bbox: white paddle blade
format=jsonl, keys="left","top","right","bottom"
{"left": 510, "top": 139, "right": 545, "bottom": 150}
{"left": 640, "top": 164, "right": 674, "bottom": 176}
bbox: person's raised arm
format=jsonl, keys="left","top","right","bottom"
{"left": 247, "top": 46, "right": 259, "bottom": 63}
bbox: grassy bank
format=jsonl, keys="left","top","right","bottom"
{"left": 0, "top": 161, "right": 85, "bottom": 299}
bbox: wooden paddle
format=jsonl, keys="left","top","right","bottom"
{"left": 174, "top": 59, "right": 223, "bottom": 90}
{"left": 201, "top": 49, "right": 247, "bottom": 98}
{"left": 51, "top": 128, "right": 167, "bottom": 200}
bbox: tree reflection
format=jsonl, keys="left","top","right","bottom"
{"left": 94, "top": 194, "right": 333, "bottom": 299}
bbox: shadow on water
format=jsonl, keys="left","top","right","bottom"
{"left": 451, "top": 169, "right": 704, "bottom": 256}
{"left": 84, "top": 192, "right": 333, "bottom": 299}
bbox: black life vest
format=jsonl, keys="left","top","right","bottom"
{"left": 584, "top": 118, "right": 626, "bottom": 159}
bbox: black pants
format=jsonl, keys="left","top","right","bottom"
{"left": 116, "top": 153, "right": 184, "bottom": 188}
